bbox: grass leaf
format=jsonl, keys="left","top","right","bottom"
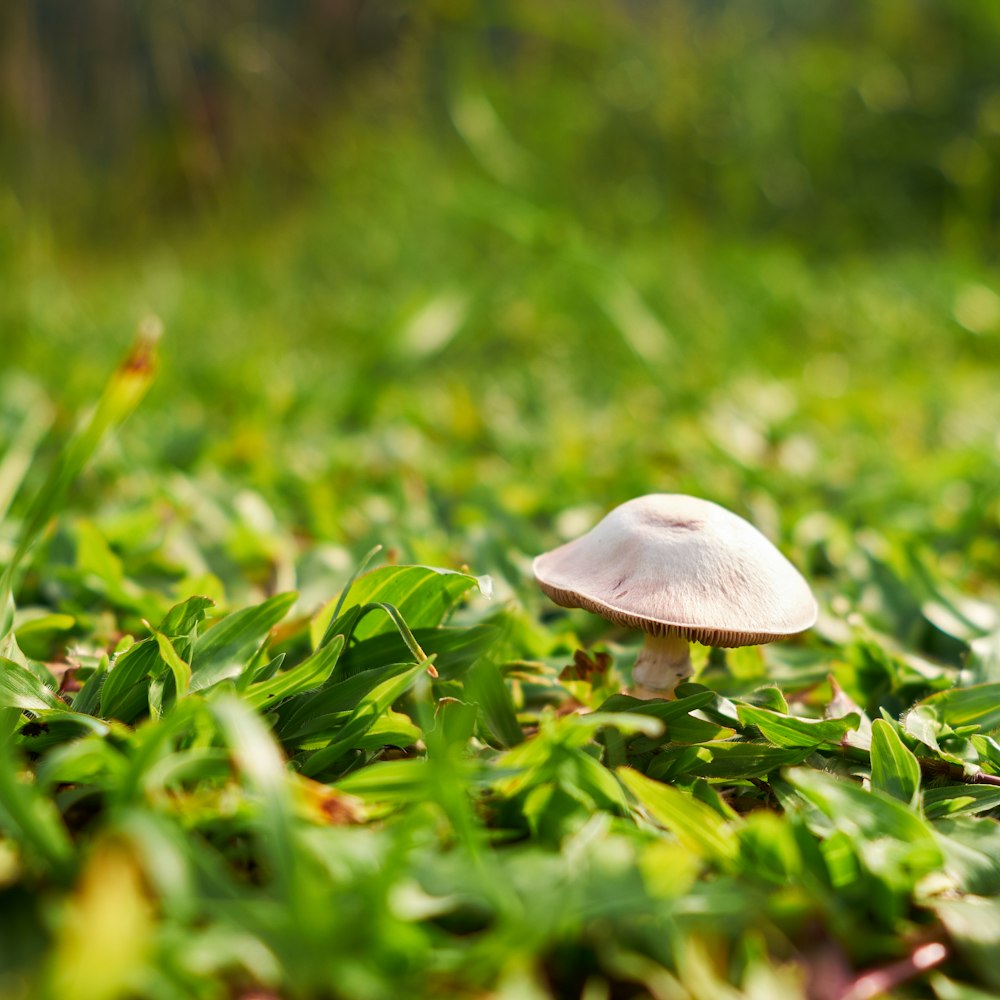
{"left": 617, "top": 766, "right": 739, "bottom": 864}
{"left": 301, "top": 660, "right": 428, "bottom": 776}
{"left": 1, "top": 324, "right": 159, "bottom": 650}
{"left": 325, "top": 565, "right": 486, "bottom": 644}
{"left": 0, "top": 727, "right": 74, "bottom": 881}
{"left": 738, "top": 704, "right": 860, "bottom": 748}
{"left": 870, "top": 718, "right": 921, "bottom": 807}
{"left": 243, "top": 634, "right": 345, "bottom": 711}
{"left": 918, "top": 683, "right": 1000, "bottom": 734}
{"left": 191, "top": 592, "right": 297, "bottom": 687}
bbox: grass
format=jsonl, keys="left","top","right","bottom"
{"left": 4, "top": 5, "right": 1000, "bottom": 998}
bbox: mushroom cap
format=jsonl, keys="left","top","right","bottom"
{"left": 533, "top": 494, "right": 817, "bottom": 647}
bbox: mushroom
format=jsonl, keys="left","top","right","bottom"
{"left": 533, "top": 494, "right": 817, "bottom": 698}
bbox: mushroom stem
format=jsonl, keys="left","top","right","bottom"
{"left": 631, "top": 633, "right": 692, "bottom": 700}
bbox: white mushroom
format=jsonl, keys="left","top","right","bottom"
{"left": 533, "top": 494, "right": 817, "bottom": 698}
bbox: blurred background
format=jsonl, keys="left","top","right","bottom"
{"left": 1, "top": 0, "right": 999, "bottom": 610}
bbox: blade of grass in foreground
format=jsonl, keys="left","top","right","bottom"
{"left": 0, "top": 723, "right": 74, "bottom": 882}
{"left": 0, "top": 383, "right": 53, "bottom": 525}
{"left": 0, "top": 319, "right": 160, "bottom": 652}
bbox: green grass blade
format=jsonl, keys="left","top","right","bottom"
{"left": 737, "top": 704, "right": 861, "bottom": 748}
{"left": 785, "top": 767, "right": 938, "bottom": 847}
{"left": 0, "top": 727, "right": 74, "bottom": 882}
{"left": 339, "top": 623, "right": 499, "bottom": 680}
{"left": 212, "top": 695, "right": 298, "bottom": 898}
{"left": 870, "top": 718, "right": 921, "bottom": 807}
{"left": 301, "top": 659, "right": 428, "bottom": 776}
{"left": 464, "top": 659, "right": 523, "bottom": 748}
{"left": 0, "top": 387, "right": 53, "bottom": 524}
{"left": 648, "top": 741, "right": 814, "bottom": 781}
{"left": 617, "top": 766, "right": 739, "bottom": 864}
{"left": 933, "top": 898, "right": 1000, "bottom": 990}
{"left": 310, "top": 543, "right": 383, "bottom": 648}
{"left": 364, "top": 602, "right": 430, "bottom": 664}
{"left": 0, "top": 323, "right": 159, "bottom": 652}
{"left": 243, "top": 634, "right": 345, "bottom": 711}
{"left": 924, "top": 785, "right": 1000, "bottom": 819}
{"left": 0, "top": 656, "right": 65, "bottom": 715}
{"left": 314, "top": 564, "right": 486, "bottom": 647}
{"left": 918, "top": 683, "right": 1000, "bottom": 733}
{"left": 276, "top": 660, "right": 414, "bottom": 742}
{"left": 100, "top": 639, "right": 162, "bottom": 723}
{"left": 190, "top": 591, "right": 297, "bottom": 687}
{"left": 148, "top": 624, "right": 192, "bottom": 702}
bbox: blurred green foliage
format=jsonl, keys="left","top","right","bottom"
{"left": 2, "top": 4, "right": 999, "bottom": 572}
{"left": 4, "top": 1, "right": 1000, "bottom": 249}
